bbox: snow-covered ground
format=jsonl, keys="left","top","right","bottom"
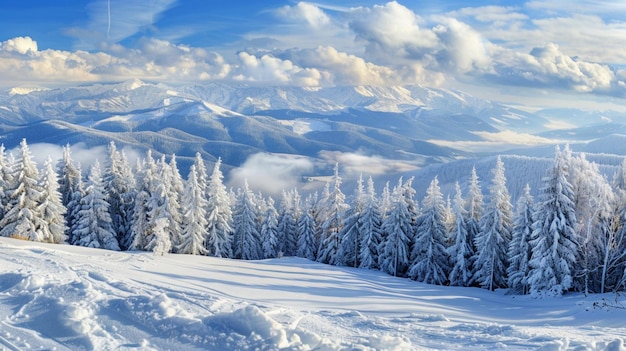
{"left": 0, "top": 237, "right": 624, "bottom": 351}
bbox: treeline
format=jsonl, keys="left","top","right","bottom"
{"left": 1, "top": 139, "right": 626, "bottom": 297}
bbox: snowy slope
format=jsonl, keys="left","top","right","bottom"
{"left": 0, "top": 237, "right": 624, "bottom": 350}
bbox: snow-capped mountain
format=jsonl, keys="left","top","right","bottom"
{"left": 0, "top": 79, "right": 622, "bottom": 180}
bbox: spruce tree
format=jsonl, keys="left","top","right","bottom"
{"left": 261, "top": 197, "right": 280, "bottom": 259}
{"left": 206, "top": 158, "right": 234, "bottom": 258}
{"left": 358, "top": 177, "right": 383, "bottom": 269}
{"left": 37, "top": 157, "right": 67, "bottom": 244}
{"left": 317, "top": 163, "right": 349, "bottom": 265}
{"left": 104, "top": 142, "right": 136, "bottom": 250}
{"left": 527, "top": 147, "right": 578, "bottom": 297}
{"left": 297, "top": 195, "right": 318, "bottom": 260}
{"left": 507, "top": 184, "right": 534, "bottom": 294}
{"left": 338, "top": 175, "right": 365, "bottom": 267}
{"left": 177, "top": 164, "right": 209, "bottom": 255}
{"left": 0, "top": 139, "right": 43, "bottom": 241}
{"left": 448, "top": 182, "right": 472, "bottom": 286}
{"left": 472, "top": 156, "right": 513, "bottom": 290}
{"left": 73, "top": 161, "right": 120, "bottom": 251}
{"left": 408, "top": 177, "right": 449, "bottom": 284}
{"left": 233, "top": 180, "right": 261, "bottom": 260}
{"left": 378, "top": 178, "right": 412, "bottom": 277}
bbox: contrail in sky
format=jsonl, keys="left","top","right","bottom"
{"left": 107, "top": 0, "right": 111, "bottom": 40}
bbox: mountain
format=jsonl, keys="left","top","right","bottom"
{"left": 0, "top": 80, "right": 623, "bottom": 183}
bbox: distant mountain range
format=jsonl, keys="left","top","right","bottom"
{"left": 1, "top": 80, "right": 625, "bottom": 191}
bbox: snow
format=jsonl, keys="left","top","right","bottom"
{"left": 0, "top": 236, "right": 625, "bottom": 350}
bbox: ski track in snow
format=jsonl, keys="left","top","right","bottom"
{"left": 0, "top": 237, "right": 625, "bottom": 350}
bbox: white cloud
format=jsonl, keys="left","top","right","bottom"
{"left": 228, "top": 153, "right": 314, "bottom": 196}
{"left": 432, "top": 18, "right": 492, "bottom": 74}
{"left": 428, "top": 130, "right": 560, "bottom": 152}
{"left": 234, "top": 52, "right": 323, "bottom": 86}
{"left": 276, "top": 2, "right": 330, "bottom": 29}
{"left": 0, "top": 36, "right": 38, "bottom": 55}
{"left": 318, "top": 151, "right": 418, "bottom": 176}
{"left": 7, "top": 142, "right": 109, "bottom": 172}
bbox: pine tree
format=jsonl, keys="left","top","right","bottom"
{"left": 36, "top": 157, "right": 67, "bottom": 244}
{"left": 206, "top": 158, "right": 233, "bottom": 258}
{"left": 57, "top": 145, "right": 83, "bottom": 244}
{"left": 165, "top": 155, "right": 185, "bottom": 250}
{"left": 378, "top": 178, "right": 413, "bottom": 277}
{"left": 527, "top": 147, "right": 578, "bottom": 297}
{"left": 0, "top": 139, "right": 44, "bottom": 241}
{"left": 338, "top": 175, "right": 365, "bottom": 267}
{"left": 472, "top": 156, "right": 513, "bottom": 290}
{"left": 130, "top": 151, "right": 158, "bottom": 251}
{"left": 73, "top": 160, "right": 120, "bottom": 251}
{"left": 0, "top": 144, "right": 14, "bottom": 222}
{"left": 317, "top": 163, "right": 349, "bottom": 265}
{"left": 465, "top": 166, "right": 483, "bottom": 267}
{"left": 177, "top": 164, "right": 209, "bottom": 255}
{"left": 408, "top": 177, "right": 449, "bottom": 285}
{"left": 104, "top": 142, "right": 136, "bottom": 250}
{"left": 261, "top": 197, "right": 280, "bottom": 259}
{"left": 297, "top": 195, "right": 318, "bottom": 260}
{"left": 283, "top": 189, "right": 301, "bottom": 256}
{"left": 358, "top": 177, "right": 383, "bottom": 269}
{"left": 507, "top": 184, "right": 534, "bottom": 294}
{"left": 448, "top": 182, "right": 472, "bottom": 287}
{"left": 233, "top": 180, "right": 261, "bottom": 260}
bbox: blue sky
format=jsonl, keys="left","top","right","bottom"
{"left": 1, "top": 0, "right": 626, "bottom": 110}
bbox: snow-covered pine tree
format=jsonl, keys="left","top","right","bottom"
{"left": 261, "top": 197, "right": 280, "bottom": 259}
{"left": 507, "top": 184, "right": 534, "bottom": 295}
{"left": 472, "top": 156, "right": 513, "bottom": 291}
{"left": 36, "top": 157, "right": 67, "bottom": 244}
{"left": 378, "top": 178, "right": 413, "bottom": 277}
{"left": 338, "top": 174, "right": 365, "bottom": 267}
{"left": 206, "top": 158, "right": 234, "bottom": 258}
{"left": 0, "top": 139, "right": 43, "bottom": 241}
{"left": 527, "top": 147, "right": 578, "bottom": 297}
{"left": 448, "top": 182, "right": 472, "bottom": 287}
{"left": 233, "top": 180, "right": 261, "bottom": 260}
{"left": 317, "top": 163, "right": 349, "bottom": 265}
{"left": 177, "top": 164, "right": 209, "bottom": 255}
{"left": 0, "top": 144, "right": 13, "bottom": 221}
{"left": 130, "top": 151, "right": 159, "bottom": 251}
{"left": 141, "top": 158, "right": 175, "bottom": 255}
{"left": 284, "top": 189, "right": 301, "bottom": 256}
{"left": 408, "top": 177, "right": 449, "bottom": 285}
{"left": 358, "top": 176, "right": 383, "bottom": 269}
{"left": 297, "top": 194, "right": 318, "bottom": 260}
{"left": 465, "top": 166, "right": 483, "bottom": 268}
{"left": 379, "top": 181, "right": 391, "bottom": 219}
{"left": 165, "top": 155, "right": 185, "bottom": 251}
{"left": 568, "top": 153, "right": 615, "bottom": 293}
{"left": 104, "top": 142, "right": 136, "bottom": 250}
{"left": 151, "top": 217, "right": 171, "bottom": 256}
{"left": 57, "top": 144, "right": 83, "bottom": 243}
{"left": 73, "top": 160, "right": 120, "bottom": 251}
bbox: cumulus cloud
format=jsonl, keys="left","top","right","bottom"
{"left": 275, "top": 2, "right": 330, "bottom": 29}
{"left": 0, "top": 37, "right": 231, "bottom": 87}
{"left": 488, "top": 43, "right": 624, "bottom": 96}
{"left": 233, "top": 52, "right": 323, "bottom": 86}
{"left": 228, "top": 153, "right": 314, "bottom": 196}
{"left": 432, "top": 18, "right": 492, "bottom": 74}
{"left": 349, "top": 1, "right": 438, "bottom": 62}
{"left": 318, "top": 151, "right": 419, "bottom": 177}
{"left": 6, "top": 142, "right": 110, "bottom": 171}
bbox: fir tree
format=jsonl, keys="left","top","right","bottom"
{"left": 378, "top": 178, "right": 412, "bottom": 277}
{"left": 104, "top": 142, "right": 136, "bottom": 250}
{"left": 261, "top": 197, "right": 280, "bottom": 259}
{"left": 408, "top": 177, "right": 449, "bottom": 285}
{"left": 233, "top": 180, "right": 261, "bottom": 260}
{"left": 73, "top": 161, "right": 120, "bottom": 251}
{"left": 338, "top": 175, "right": 365, "bottom": 267}
{"left": 0, "top": 144, "right": 13, "bottom": 222}
{"left": 507, "top": 184, "right": 534, "bottom": 294}
{"left": 0, "top": 139, "right": 43, "bottom": 241}
{"left": 206, "top": 158, "right": 233, "bottom": 258}
{"left": 177, "top": 164, "right": 209, "bottom": 255}
{"left": 527, "top": 147, "right": 578, "bottom": 297}
{"left": 36, "top": 157, "right": 67, "bottom": 244}
{"left": 297, "top": 195, "right": 318, "bottom": 260}
{"left": 358, "top": 177, "right": 383, "bottom": 269}
{"left": 448, "top": 182, "right": 472, "bottom": 287}
{"left": 472, "top": 156, "right": 513, "bottom": 290}
{"left": 317, "top": 163, "right": 349, "bottom": 265}
{"left": 130, "top": 151, "right": 158, "bottom": 251}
